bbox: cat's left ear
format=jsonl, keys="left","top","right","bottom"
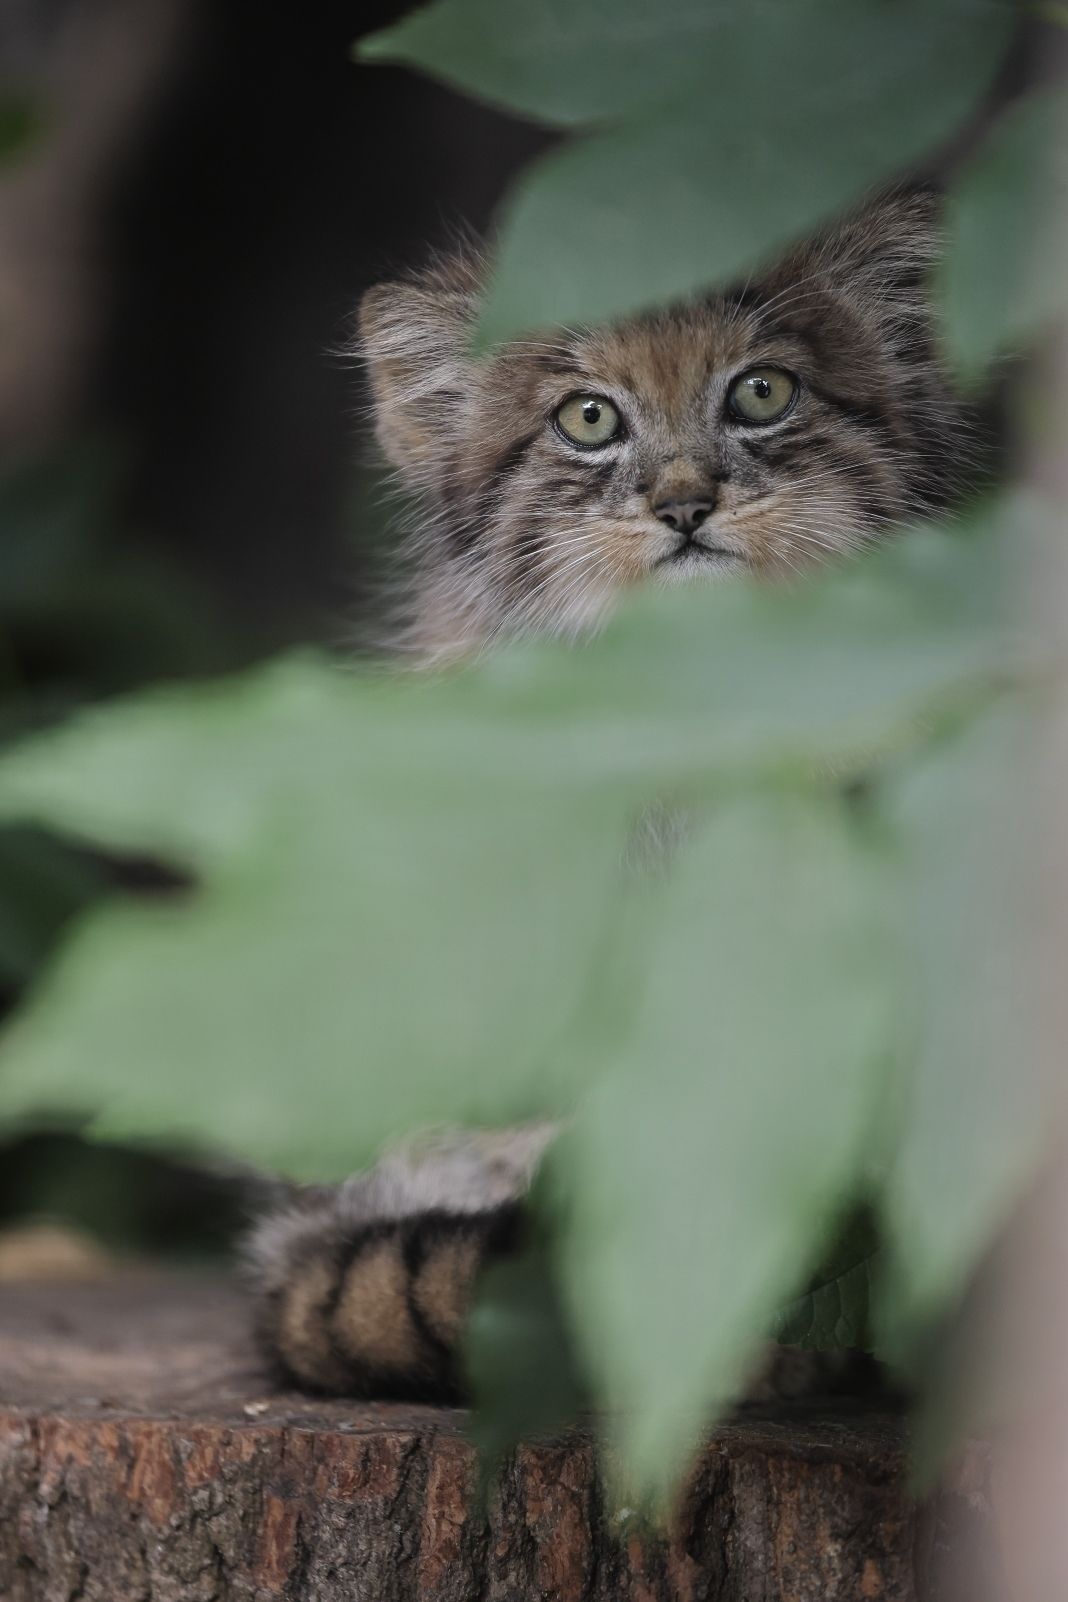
{"left": 358, "top": 259, "right": 479, "bottom": 479}
{"left": 815, "top": 187, "right": 942, "bottom": 344}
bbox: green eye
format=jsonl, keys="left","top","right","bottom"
{"left": 727, "top": 367, "right": 798, "bottom": 424}
{"left": 554, "top": 394, "right": 621, "bottom": 447}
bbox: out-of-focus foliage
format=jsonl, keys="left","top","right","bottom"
{"left": 361, "top": 0, "right": 1014, "bottom": 342}
{"left": 0, "top": 651, "right": 629, "bottom": 1175}
{"left": 0, "top": 504, "right": 1056, "bottom": 1492}
{"left": 466, "top": 1244, "right": 586, "bottom": 1489}
{"left": 941, "top": 87, "right": 1068, "bottom": 375}
{"left": 882, "top": 700, "right": 1053, "bottom": 1333}
{"left": 0, "top": 519, "right": 1023, "bottom": 1167}
{"left": 0, "top": 0, "right": 1063, "bottom": 1500}
{"left": 554, "top": 787, "right": 898, "bottom": 1481}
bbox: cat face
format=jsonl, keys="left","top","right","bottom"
{"left": 360, "top": 192, "right": 976, "bottom": 659}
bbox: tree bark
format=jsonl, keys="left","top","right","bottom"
{"left": 0, "top": 1273, "right": 968, "bottom": 1601}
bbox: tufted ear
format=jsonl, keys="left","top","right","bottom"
{"left": 358, "top": 259, "right": 481, "bottom": 480}
{"left": 812, "top": 188, "right": 943, "bottom": 351}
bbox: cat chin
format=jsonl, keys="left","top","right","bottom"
{"left": 652, "top": 548, "right": 747, "bottom": 584}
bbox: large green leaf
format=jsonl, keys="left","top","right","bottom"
{"left": 466, "top": 1244, "right": 587, "bottom": 1490}
{"left": 426, "top": 0, "right": 1013, "bottom": 342}
{"left": 360, "top": 0, "right": 1010, "bottom": 135}
{"left": 0, "top": 517, "right": 1013, "bottom": 1182}
{"left": 941, "top": 86, "right": 1068, "bottom": 376}
{"left": 360, "top": 0, "right": 755, "bottom": 128}
{"left": 554, "top": 788, "right": 898, "bottom": 1492}
{"left": 361, "top": 0, "right": 1012, "bottom": 341}
{"left": 0, "top": 655, "right": 633, "bottom": 1177}
{"left": 458, "top": 512, "right": 1018, "bottom": 792}
{"left": 0, "top": 517, "right": 1013, "bottom": 819}
{"left": 879, "top": 698, "right": 1057, "bottom": 1340}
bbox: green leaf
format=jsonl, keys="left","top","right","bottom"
{"left": 360, "top": 0, "right": 743, "bottom": 128}
{"left": 466, "top": 1244, "right": 587, "bottom": 1488}
{"left": 472, "top": 511, "right": 1018, "bottom": 792}
{"left": 555, "top": 788, "right": 898, "bottom": 1493}
{"left": 879, "top": 698, "right": 1057, "bottom": 1341}
{"left": 360, "top": 0, "right": 1010, "bottom": 137}
{"left": 941, "top": 86, "right": 1068, "bottom": 375}
{"left": 0, "top": 514, "right": 1013, "bottom": 1182}
{"left": 772, "top": 1256, "right": 878, "bottom": 1351}
{"left": 0, "top": 828, "right": 104, "bottom": 989}
{"left": 0, "top": 517, "right": 1012, "bottom": 822}
{"left": 470, "top": 0, "right": 1011, "bottom": 341}
{"left": 771, "top": 1210, "right": 881, "bottom": 1350}
{"left": 0, "top": 654, "right": 632, "bottom": 1176}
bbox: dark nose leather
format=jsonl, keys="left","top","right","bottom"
{"left": 653, "top": 498, "right": 715, "bottom": 534}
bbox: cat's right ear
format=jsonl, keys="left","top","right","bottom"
{"left": 358, "top": 274, "right": 475, "bottom": 478}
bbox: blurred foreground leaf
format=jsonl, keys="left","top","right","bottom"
{"left": 0, "top": 657, "right": 631, "bottom": 1176}
{"left": 359, "top": 0, "right": 713, "bottom": 125}
{"left": 467, "top": 1244, "right": 586, "bottom": 1489}
{"left": 942, "top": 86, "right": 1068, "bottom": 375}
{"left": 555, "top": 789, "right": 898, "bottom": 1493}
{"left": 362, "top": 0, "right": 1013, "bottom": 342}
{"left": 0, "top": 517, "right": 1022, "bottom": 1181}
{"left": 880, "top": 700, "right": 1056, "bottom": 1342}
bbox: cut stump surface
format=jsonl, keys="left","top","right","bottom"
{"left": 0, "top": 1273, "right": 952, "bottom": 1600}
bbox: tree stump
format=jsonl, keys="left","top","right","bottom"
{"left": 0, "top": 1273, "right": 973, "bottom": 1600}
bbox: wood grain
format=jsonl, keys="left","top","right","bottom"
{"left": 0, "top": 1274, "right": 968, "bottom": 1600}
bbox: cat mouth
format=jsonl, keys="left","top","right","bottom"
{"left": 655, "top": 535, "right": 742, "bottom": 569}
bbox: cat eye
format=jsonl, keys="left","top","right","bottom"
{"left": 554, "top": 394, "right": 621, "bottom": 448}
{"left": 727, "top": 367, "right": 798, "bottom": 424}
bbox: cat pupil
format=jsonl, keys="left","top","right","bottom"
{"left": 582, "top": 402, "right": 600, "bottom": 423}
{"left": 754, "top": 379, "right": 770, "bottom": 398}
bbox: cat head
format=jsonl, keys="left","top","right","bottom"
{"left": 359, "top": 190, "right": 975, "bottom": 660}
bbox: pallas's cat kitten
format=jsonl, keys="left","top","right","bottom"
{"left": 360, "top": 187, "right": 976, "bottom": 664}
{"left": 247, "top": 189, "right": 981, "bottom": 1403}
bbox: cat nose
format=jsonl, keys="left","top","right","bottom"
{"left": 653, "top": 498, "right": 715, "bottom": 534}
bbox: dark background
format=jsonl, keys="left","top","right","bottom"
{"left": 0, "top": 0, "right": 542, "bottom": 1253}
